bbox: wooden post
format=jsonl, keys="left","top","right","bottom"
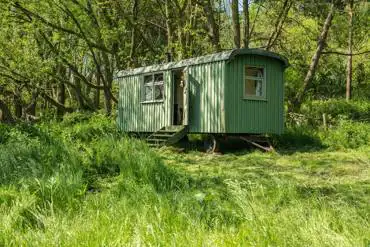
{"left": 346, "top": 0, "right": 354, "bottom": 101}
{"left": 322, "top": 113, "right": 327, "bottom": 130}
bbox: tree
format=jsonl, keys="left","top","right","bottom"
{"left": 242, "top": 0, "right": 250, "bottom": 48}
{"left": 231, "top": 0, "right": 241, "bottom": 48}
{"left": 291, "top": 3, "right": 335, "bottom": 111}
{"left": 346, "top": 0, "right": 354, "bottom": 101}
{"left": 265, "top": 0, "right": 293, "bottom": 51}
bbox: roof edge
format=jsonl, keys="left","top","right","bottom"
{"left": 115, "top": 48, "right": 289, "bottom": 78}
{"left": 229, "top": 48, "right": 290, "bottom": 68}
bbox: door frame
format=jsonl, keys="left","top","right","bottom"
{"left": 170, "top": 67, "right": 189, "bottom": 126}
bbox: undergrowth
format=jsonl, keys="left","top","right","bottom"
{"left": 273, "top": 99, "right": 370, "bottom": 150}
{"left": 0, "top": 108, "right": 369, "bottom": 246}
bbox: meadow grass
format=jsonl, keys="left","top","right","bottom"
{"left": 0, "top": 115, "right": 369, "bottom": 246}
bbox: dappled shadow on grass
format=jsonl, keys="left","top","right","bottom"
{"left": 175, "top": 131, "right": 328, "bottom": 155}
{"left": 159, "top": 146, "right": 370, "bottom": 207}
{"left": 296, "top": 181, "right": 370, "bottom": 213}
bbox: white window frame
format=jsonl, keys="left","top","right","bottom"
{"left": 141, "top": 72, "right": 165, "bottom": 103}
{"left": 243, "top": 65, "right": 266, "bottom": 100}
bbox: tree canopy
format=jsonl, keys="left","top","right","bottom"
{"left": 0, "top": 0, "right": 369, "bottom": 121}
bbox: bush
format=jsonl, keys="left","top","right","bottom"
{"left": 59, "top": 113, "right": 119, "bottom": 142}
{"left": 61, "top": 111, "right": 94, "bottom": 126}
{"left": 0, "top": 126, "right": 85, "bottom": 210}
{"left": 272, "top": 126, "right": 323, "bottom": 149}
{"left": 275, "top": 119, "right": 370, "bottom": 150}
{"left": 0, "top": 123, "right": 10, "bottom": 144}
{"left": 301, "top": 99, "right": 370, "bottom": 126}
{"left": 321, "top": 120, "right": 370, "bottom": 149}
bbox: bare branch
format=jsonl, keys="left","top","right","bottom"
{"left": 322, "top": 50, "right": 370, "bottom": 56}
{"left": 12, "top": 2, "right": 112, "bottom": 53}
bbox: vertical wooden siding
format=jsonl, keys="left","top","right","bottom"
{"left": 188, "top": 61, "right": 226, "bottom": 133}
{"left": 225, "top": 55, "right": 284, "bottom": 134}
{"left": 117, "top": 71, "right": 171, "bottom": 132}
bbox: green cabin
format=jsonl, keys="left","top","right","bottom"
{"left": 116, "top": 48, "right": 288, "bottom": 147}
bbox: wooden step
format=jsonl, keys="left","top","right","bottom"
{"left": 147, "top": 138, "right": 167, "bottom": 142}
{"left": 148, "top": 143, "right": 161, "bottom": 147}
{"left": 157, "top": 130, "right": 178, "bottom": 134}
{"left": 146, "top": 125, "right": 188, "bottom": 148}
{"left": 152, "top": 134, "right": 174, "bottom": 138}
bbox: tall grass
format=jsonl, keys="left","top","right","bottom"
{"left": 1, "top": 111, "right": 369, "bottom": 246}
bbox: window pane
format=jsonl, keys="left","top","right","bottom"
{"left": 245, "top": 79, "right": 263, "bottom": 96}
{"left": 256, "top": 80, "right": 263, "bottom": 96}
{"left": 154, "top": 73, "right": 163, "bottom": 82}
{"left": 144, "top": 75, "right": 153, "bottom": 84}
{"left": 144, "top": 85, "right": 153, "bottom": 101}
{"left": 246, "top": 67, "right": 263, "bottom": 78}
{"left": 154, "top": 84, "right": 164, "bottom": 100}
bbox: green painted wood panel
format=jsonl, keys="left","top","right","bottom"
{"left": 117, "top": 71, "right": 171, "bottom": 132}
{"left": 117, "top": 54, "right": 284, "bottom": 134}
{"left": 117, "top": 61, "right": 226, "bottom": 133}
{"left": 188, "top": 61, "right": 226, "bottom": 133}
{"left": 224, "top": 55, "right": 285, "bottom": 134}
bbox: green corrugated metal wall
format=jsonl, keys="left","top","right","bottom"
{"left": 188, "top": 61, "right": 226, "bottom": 133}
{"left": 224, "top": 55, "right": 284, "bottom": 134}
{"left": 117, "top": 71, "right": 172, "bottom": 132}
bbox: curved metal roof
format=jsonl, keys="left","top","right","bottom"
{"left": 116, "top": 48, "right": 289, "bottom": 78}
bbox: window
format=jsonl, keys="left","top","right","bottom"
{"left": 244, "top": 66, "right": 265, "bottom": 99}
{"left": 142, "top": 73, "right": 164, "bottom": 102}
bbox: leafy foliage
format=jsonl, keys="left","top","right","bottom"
{"left": 0, "top": 1, "right": 369, "bottom": 121}
{"left": 301, "top": 99, "right": 370, "bottom": 125}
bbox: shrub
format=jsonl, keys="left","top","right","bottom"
{"left": 272, "top": 126, "right": 323, "bottom": 149}
{"left": 321, "top": 120, "right": 370, "bottom": 149}
{"left": 0, "top": 123, "right": 10, "bottom": 144}
{"left": 60, "top": 113, "right": 119, "bottom": 142}
{"left": 301, "top": 99, "right": 370, "bottom": 127}
{"left": 0, "top": 126, "right": 85, "bottom": 210}
{"left": 275, "top": 120, "right": 370, "bottom": 150}
{"left": 61, "top": 111, "right": 94, "bottom": 126}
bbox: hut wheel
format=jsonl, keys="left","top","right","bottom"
{"left": 204, "top": 135, "right": 218, "bottom": 153}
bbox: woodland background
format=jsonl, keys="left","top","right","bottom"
{"left": 1, "top": 1, "right": 370, "bottom": 246}
{"left": 0, "top": 0, "right": 368, "bottom": 121}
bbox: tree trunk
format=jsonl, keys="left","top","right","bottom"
{"left": 24, "top": 91, "right": 38, "bottom": 118}
{"left": 0, "top": 99, "right": 14, "bottom": 123}
{"left": 95, "top": 72, "right": 101, "bottom": 109}
{"left": 103, "top": 87, "right": 112, "bottom": 116}
{"left": 130, "top": 0, "right": 139, "bottom": 67}
{"left": 202, "top": 0, "right": 221, "bottom": 51}
{"left": 57, "top": 83, "right": 66, "bottom": 117}
{"left": 73, "top": 74, "right": 86, "bottom": 110}
{"left": 165, "top": 0, "right": 173, "bottom": 52}
{"left": 42, "top": 81, "right": 51, "bottom": 110}
{"left": 101, "top": 52, "right": 113, "bottom": 116}
{"left": 346, "top": 0, "right": 354, "bottom": 101}
{"left": 242, "top": 0, "right": 250, "bottom": 48}
{"left": 14, "top": 90, "right": 23, "bottom": 119}
{"left": 266, "top": 0, "right": 291, "bottom": 51}
{"left": 56, "top": 65, "right": 67, "bottom": 117}
{"left": 231, "top": 0, "right": 241, "bottom": 48}
{"left": 291, "top": 4, "right": 335, "bottom": 112}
